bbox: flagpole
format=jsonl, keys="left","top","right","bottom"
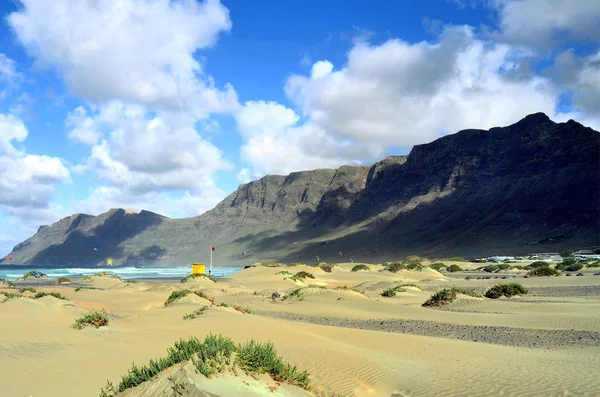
{"left": 210, "top": 246, "right": 213, "bottom": 275}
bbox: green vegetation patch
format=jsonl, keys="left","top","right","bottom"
{"left": 0, "top": 278, "right": 15, "bottom": 287}
{"left": 380, "top": 262, "right": 405, "bottom": 273}
{"left": 183, "top": 307, "right": 207, "bottom": 320}
{"left": 429, "top": 262, "right": 445, "bottom": 272}
{"left": 526, "top": 267, "right": 560, "bottom": 277}
{"left": 446, "top": 264, "right": 463, "bottom": 272}
{"left": 351, "top": 264, "right": 370, "bottom": 272}
{"left": 99, "top": 334, "right": 310, "bottom": 396}
{"left": 422, "top": 288, "right": 481, "bottom": 307}
{"left": 525, "top": 261, "right": 550, "bottom": 270}
{"left": 1, "top": 291, "right": 23, "bottom": 302}
{"left": 18, "top": 287, "right": 36, "bottom": 293}
{"left": 334, "top": 285, "right": 365, "bottom": 294}
{"left": 287, "top": 271, "right": 315, "bottom": 282}
{"left": 276, "top": 270, "right": 292, "bottom": 276}
{"left": 57, "top": 277, "right": 71, "bottom": 284}
{"left": 34, "top": 291, "right": 68, "bottom": 300}
{"left": 82, "top": 272, "right": 122, "bottom": 282}
{"left": 447, "top": 257, "right": 467, "bottom": 262}
{"left": 164, "top": 290, "right": 214, "bottom": 307}
{"left": 72, "top": 311, "right": 110, "bottom": 330}
{"left": 484, "top": 283, "right": 528, "bottom": 299}
{"left": 319, "top": 264, "right": 332, "bottom": 273}
{"left": 180, "top": 273, "right": 217, "bottom": 283}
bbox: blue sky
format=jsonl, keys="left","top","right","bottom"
{"left": 0, "top": 0, "right": 598, "bottom": 256}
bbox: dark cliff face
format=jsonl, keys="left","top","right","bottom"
{"left": 2, "top": 113, "right": 599, "bottom": 266}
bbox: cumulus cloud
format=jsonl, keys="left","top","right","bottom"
{"left": 8, "top": 0, "right": 239, "bottom": 115}
{"left": 66, "top": 106, "right": 101, "bottom": 145}
{"left": 494, "top": 0, "right": 600, "bottom": 48}
{"left": 69, "top": 101, "right": 231, "bottom": 215}
{"left": 0, "top": 114, "right": 70, "bottom": 211}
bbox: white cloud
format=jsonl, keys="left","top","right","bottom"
{"left": 8, "top": 0, "right": 239, "bottom": 116}
{"left": 0, "top": 54, "right": 22, "bottom": 99}
{"left": 310, "top": 60, "right": 334, "bottom": 79}
{"left": 494, "top": 0, "right": 600, "bottom": 48}
{"left": 66, "top": 106, "right": 101, "bottom": 145}
{"left": 282, "top": 26, "right": 557, "bottom": 154}
{"left": 236, "top": 168, "right": 251, "bottom": 183}
{"left": 68, "top": 101, "right": 231, "bottom": 216}
{"left": 0, "top": 114, "right": 70, "bottom": 210}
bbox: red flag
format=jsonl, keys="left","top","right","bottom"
{"left": 211, "top": 246, "right": 215, "bottom": 251}
{"left": 338, "top": 251, "right": 343, "bottom": 256}
{"left": 8, "top": 253, "right": 13, "bottom": 260}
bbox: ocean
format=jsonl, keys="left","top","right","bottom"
{"left": 0, "top": 265, "right": 243, "bottom": 281}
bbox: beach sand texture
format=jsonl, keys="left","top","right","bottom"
{"left": 1, "top": 262, "right": 600, "bottom": 396}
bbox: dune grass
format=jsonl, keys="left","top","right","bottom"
{"left": 319, "top": 264, "right": 332, "bottom": 273}
{"left": 283, "top": 288, "right": 305, "bottom": 300}
{"left": 164, "top": 290, "right": 214, "bottom": 307}
{"left": 276, "top": 270, "right": 292, "bottom": 276}
{"left": 18, "top": 287, "right": 36, "bottom": 293}
{"left": 57, "top": 277, "right": 71, "bottom": 284}
{"left": 1, "top": 291, "right": 23, "bottom": 302}
{"left": 0, "top": 278, "right": 15, "bottom": 287}
{"left": 446, "top": 264, "right": 463, "bottom": 272}
{"left": 447, "top": 257, "right": 467, "bottom": 262}
{"left": 525, "top": 261, "right": 550, "bottom": 270}
{"left": 287, "top": 271, "right": 315, "bottom": 282}
{"left": 422, "top": 288, "right": 481, "bottom": 307}
{"left": 381, "top": 283, "right": 420, "bottom": 297}
{"left": 334, "top": 285, "right": 365, "bottom": 294}
{"left": 351, "top": 264, "right": 370, "bottom": 272}
{"left": 484, "top": 283, "right": 528, "bottom": 299}
{"left": 99, "top": 334, "right": 310, "bottom": 396}
{"left": 34, "top": 291, "right": 68, "bottom": 300}
{"left": 183, "top": 307, "right": 207, "bottom": 320}
{"left": 380, "top": 262, "right": 405, "bottom": 273}
{"left": 526, "top": 267, "right": 560, "bottom": 277}
{"left": 180, "top": 273, "right": 217, "bottom": 283}
{"left": 82, "top": 272, "right": 122, "bottom": 282}
{"left": 429, "top": 262, "right": 445, "bottom": 272}
{"left": 74, "top": 287, "right": 97, "bottom": 292}
{"left": 72, "top": 311, "right": 110, "bottom": 330}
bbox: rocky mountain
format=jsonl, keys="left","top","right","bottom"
{"left": 2, "top": 113, "right": 599, "bottom": 266}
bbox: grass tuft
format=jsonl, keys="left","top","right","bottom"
{"left": 164, "top": 290, "right": 214, "bottom": 307}
{"left": 429, "top": 262, "right": 445, "bottom": 272}
{"left": 183, "top": 307, "right": 207, "bottom": 320}
{"left": 19, "top": 287, "right": 36, "bottom": 293}
{"left": 180, "top": 273, "right": 217, "bottom": 283}
{"left": 57, "top": 277, "right": 71, "bottom": 284}
{"left": 99, "top": 334, "right": 310, "bottom": 396}
{"left": 287, "top": 271, "right": 315, "bottom": 282}
{"left": 446, "top": 264, "right": 463, "bottom": 272}
{"left": 380, "top": 262, "right": 405, "bottom": 273}
{"left": 484, "top": 283, "right": 528, "bottom": 299}
{"left": 526, "top": 267, "right": 560, "bottom": 277}
{"left": 422, "top": 288, "right": 481, "bottom": 307}
{"left": 351, "top": 264, "right": 370, "bottom": 272}
{"left": 1, "top": 291, "right": 23, "bottom": 302}
{"left": 72, "top": 311, "right": 109, "bottom": 330}
{"left": 34, "top": 291, "right": 68, "bottom": 300}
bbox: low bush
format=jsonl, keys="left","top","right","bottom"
{"left": 100, "top": 334, "right": 310, "bottom": 396}
{"left": 283, "top": 288, "right": 304, "bottom": 300}
{"left": 183, "top": 307, "right": 207, "bottom": 320}
{"left": 276, "top": 270, "right": 292, "bottom": 276}
{"left": 180, "top": 273, "right": 217, "bottom": 283}
{"left": 555, "top": 258, "right": 578, "bottom": 271}
{"left": 287, "top": 271, "right": 315, "bottom": 282}
{"left": 422, "top": 288, "right": 481, "bottom": 307}
{"left": 82, "top": 272, "right": 122, "bottom": 282}
{"left": 446, "top": 264, "right": 463, "bottom": 272}
{"left": 34, "top": 291, "right": 68, "bottom": 300}
{"left": 351, "top": 264, "right": 370, "bottom": 272}
{"left": 233, "top": 305, "right": 252, "bottom": 314}
{"left": 525, "top": 261, "right": 550, "bottom": 270}
{"left": 484, "top": 283, "right": 528, "bottom": 299}
{"left": 72, "top": 311, "right": 109, "bottom": 330}
{"left": 563, "top": 263, "right": 584, "bottom": 272}
{"left": 1, "top": 292, "right": 22, "bottom": 302}
{"left": 74, "top": 287, "right": 97, "bottom": 292}
{"left": 447, "top": 257, "right": 467, "bottom": 262}
{"left": 18, "top": 287, "right": 36, "bottom": 293}
{"left": 57, "top": 277, "right": 71, "bottom": 284}
{"left": 381, "top": 286, "right": 405, "bottom": 297}
{"left": 403, "top": 261, "right": 424, "bottom": 271}
{"left": 319, "top": 265, "right": 332, "bottom": 273}
{"left": 0, "top": 278, "right": 15, "bottom": 287}
{"left": 429, "top": 262, "right": 445, "bottom": 272}
{"left": 526, "top": 267, "right": 560, "bottom": 277}
{"left": 164, "top": 290, "right": 213, "bottom": 307}
{"left": 380, "top": 262, "right": 405, "bottom": 273}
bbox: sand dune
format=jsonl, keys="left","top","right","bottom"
{"left": 1, "top": 263, "right": 600, "bottom": 396}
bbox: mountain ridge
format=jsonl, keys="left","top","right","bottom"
{"left": 3, "top": 113, "right": 599, "bottom": 266}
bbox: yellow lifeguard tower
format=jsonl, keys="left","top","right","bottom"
{"left": 191, "top": 263, "right": 206, "bottom": 275}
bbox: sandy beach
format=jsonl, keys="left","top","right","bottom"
{"left": 1, "top": 261, "right": 600, "bottom": 397}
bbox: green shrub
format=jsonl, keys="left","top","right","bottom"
{"left": 34, "top": 292, "right": 68, "bottom": 300}
{"left": 446, "top": 264, "right": 463, "bottom": 272}
{"left": 183, "top": 307, "right": 207, "bottom": 320}
{"left": 1, "top": 292, "right": 23, "bottom": 302}
{"left": 276, "top": 270, "right": 292, "bottom": 276}
{"left": 0, "top": 278, "right": 15, "bottom": 287}
{"left": 180, "top": 273, "right": 217, "bottom": 283}
{"left": 484, "top": 283, "right": 528, "bottom": 299}
{"left": 288, "top": 271, "right": 315, "bottom": 282}
{"left": 334, "top": 285, "right": 365, "bottom": 294}
{"left": 74, "top": 287, "right": 96, "bottom": 292}
{"left": 403, "top": 261, "right": 424, "bottom": 271}
{"left": 18, "top": 287, "right": 36, "bottom": 293}
{"left": 526, "top": 261, "right": 550, "bottom": 270}
{"left": 164, "top": 290, "right": 213, "bottom": 307}
{"left": 72, "top": 311, "right": 109, "bottom": 330}
{"left": 429, "top": 262, "right": 445, "bottom": 272}
{"left": 217, "top": 302, "right": 229, "bottom": 307}
{"left": 448, "top": 257, "right": 467, "bottom": 262}
{"left": 587, "top": 261, "right": 600, "bottom": 268}
{"left": 351, "top": 264, "right": 370, "bottom": 272}
{"left": 99, "top": 334, "right": 310, "bottom": 395}
{"left": 564, "top": 263, "right": 584, "bottom": 272}
{"left": 57, "top": 277, "right": 71, "bottom": 284}
{"left": 526, "top": 267, "right": 560, "bottom": 277}
{"left": 380, "top": 262, "right": 405, "bottom": 273}
{"left": 422, "top": 289, "right": 458, "bottom": 307}
{"left": 381, "top": 286, "right": 405, "bottom": 297}
{"left": 556, "top": 258, "right": 581, "bottom": 271}
{"left": 319, "top": 265, "right": 332, "bottom": 273}
{"left": 233, "top": 305, "right": 252, "bottom": 314}
{"left": 560, "top": 250, "right": 573, "bottom": 258}
{"left": 283, "top": 288, "right": 305, "bottom": 300}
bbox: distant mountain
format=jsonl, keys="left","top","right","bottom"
{"left": 2, "top": 113, "right": 599, "bottom": 266}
